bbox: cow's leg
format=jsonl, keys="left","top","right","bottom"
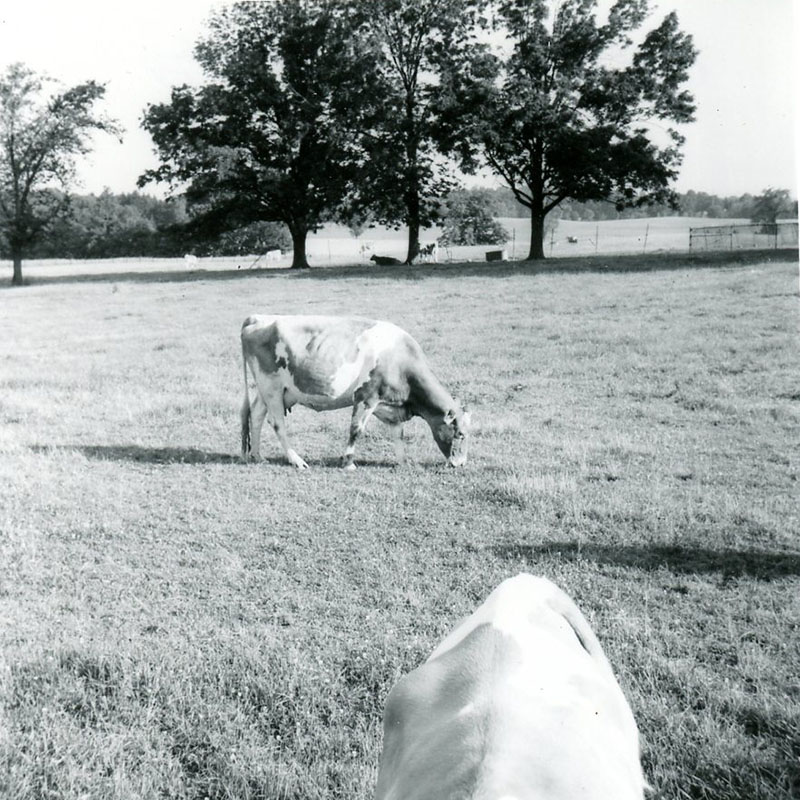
{"left": 254, "top": 374, "right": 308, "bottom": 469}
{"left": 247, "top": 391, "right": 269, "bottom": 461}
{"left": 390, "top": 422, "right": 406, "bottom": 464}
{"left": 266, "top": 395, "right": 309, "bottom": 469}
{"left": 342, "top": 396, "right": 380, "bottom": 470}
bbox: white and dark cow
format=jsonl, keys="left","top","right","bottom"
{"left": 240, "top": 315, "right": 471, "bottom": 469}
{"left": 418, "top": 241, "right": 438, "bottom": 263}
{"left": 376, "top": 574, "right": 648, "bottom": 800}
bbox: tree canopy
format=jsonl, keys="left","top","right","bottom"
{"left": 140, "top": 0, "right": 378, "bottom": 269}
{"left": 751, "top": 188, "right": 793, "bottom": 225}
{"left": 349, "top": 0, "right": 482, "bottom": 263}
{"left": 437, "top": 0, "right": 697, "bottom": 258}
{"left": 439, "top": 189, "right": 509, "bottom": 246}
{"left": 0, "top": 63, "right": 119, "bottom": 284}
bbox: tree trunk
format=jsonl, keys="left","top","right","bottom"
{"left": 11, "top": 249, "right": 23, "bottom": 285}
{"left": 526, "top": 208, "right": 546, "bottom": 260}
{"left": 404, "top": 91, "right": 421, "bottom": 265}
{"left": 406, "top": 210, "right": 420, "bottom": 265}
{"left": 289, "top": 222, "right": 310, "bottom": 269}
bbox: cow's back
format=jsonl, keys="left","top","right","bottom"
{"left": 241, "top": 315, "right": 420, "bottom": 406}
{"left": 376, "top": 575, "right": 646, "bottom": 800}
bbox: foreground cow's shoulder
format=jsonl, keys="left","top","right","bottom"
{"left": 376, "top": 574, "right": 647, "bottom": 800}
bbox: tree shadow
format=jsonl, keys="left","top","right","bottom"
{"left": 491, "top": 541, "right": 800, "bottom": 581}
{"left": 9, "top": 267, "right": 285, "bottom": 288}
{"left": 288, "top": 248, "right": 799, "bottom": 282}
{"left": 6, "top": 248, "right": 796, "bottom": 289}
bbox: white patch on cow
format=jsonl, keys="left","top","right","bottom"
{"left": 457, "top": 702, "right": 475, "bottom": 718}
{"left": 275, "top": 340, "right": 290, "bottom": 365}
{"left": 327, "top": 348, "right": 371, "bottom": 397}
{"left": 363, "top": 320, "right": 407, "bottom": 355}
{"left": 427, "top": 575, "right": 549, "bottom": 663}
{"left": 322, "top": 321, "right": 404, "bottom": 398}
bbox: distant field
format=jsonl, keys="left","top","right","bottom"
{"left": 307, "top": 215, "right": 756, "bottom": 264}
{"left": 306, "top": 214, "right": 782, "bottom": 263}
{"left": 1, "top": 251, "right": 799, "bottom": 799}
{"left": 5, "top": 216, "right": 764, "bottom": 278}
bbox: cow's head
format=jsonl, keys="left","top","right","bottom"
{"left": 431, "top": 401, "right": 471, "bottom": 467}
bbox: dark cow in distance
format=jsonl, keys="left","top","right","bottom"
{"left": 240, "top": 315, "right": 471, "bottom": 469}
{"left": 370, "top": 254, "right": 403, "bottom": 266}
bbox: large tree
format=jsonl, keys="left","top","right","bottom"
{"left": 352, "top": 0, "right": 481, "bottom": 263}
{"left": 438, "top": 0, "right": 697, "bottom": 259}
{"left": 750, "top": 187, "right": 793, "bottom": 224}
{"left": 439, "top": 188, "right": 510, "bottom": 246}
{"left": 0, "top": 63, "right": 118, "bottom": 285}
{"left": 140, "top": 0, "right": 377, "bottom": 269}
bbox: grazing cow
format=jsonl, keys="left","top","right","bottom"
{"left": 240, "top": 315, "right": 471, "bottom": 469}
{"left": 376, "top": 574, "right": 647, "bottom": 800}
{"left": 183, "top": 254, "right": 199, "bottom": 266}
{"left": 370, "top": 254, "right": 403, "bottom": 266}
{"left": 418, "top": 241, "right": 438, "bottom": 263}
{"left": 265, "top": 249, "right": 282, "bottom": 262}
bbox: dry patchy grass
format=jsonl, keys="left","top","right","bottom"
{"left": 1, "top": 251, "right": 799, "bottom": 799}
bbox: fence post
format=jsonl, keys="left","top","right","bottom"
{"left": 595, "top": 225, "right": 599, "bottom": 254}
{"left": 643, "top": 223, "right": 649, "bottom": 253}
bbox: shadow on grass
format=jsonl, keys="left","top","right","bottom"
{"left": 7, "top": 248, "right": 797, "bottom": 288}
{"left": 9, "top": 267, "right": 274, "bottom": 287}
{"left": 30, "top": 444, "right": 243, "bottom": 465}
{"left": 291, "top": 248, "right": 800, "bottom": 282}
{"left": 30, "top": 443, "right": 403, "bottom": 469}
{"left": 493, "top": 541, "right": 800, "bottom": 580}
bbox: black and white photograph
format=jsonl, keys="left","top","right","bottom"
{"left": 1, "top": 1, "right": 798, "bottom": 798}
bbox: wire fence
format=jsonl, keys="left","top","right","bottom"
{"left": 689, "top": 222, "right": 798, "bottom": 252}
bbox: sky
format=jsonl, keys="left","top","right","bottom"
{"left": 0, "top": 0, "right": 797, "bottom": 200}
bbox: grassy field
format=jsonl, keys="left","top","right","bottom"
{"left": 1, "top": 250, "right": 799, "bottom": 799}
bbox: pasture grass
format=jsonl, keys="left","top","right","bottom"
{"left": 1, "top": 251, "right": 799, "bottom": 799}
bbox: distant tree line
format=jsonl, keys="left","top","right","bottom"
{"left": 487, "top": 186, "right": 799, "bottom": 222}
{"left": 0, "top": 189, "right": 291, "bottom": 260}
{"left": 1, "top": 184, "right": 795, "bottom": 260}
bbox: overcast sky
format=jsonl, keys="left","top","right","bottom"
{"left": 0, "top": 0, "right": 797, "bottom": 200}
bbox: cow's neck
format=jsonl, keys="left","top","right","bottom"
{"left": 409, "top": 367, "right": 455, "bottom": 421}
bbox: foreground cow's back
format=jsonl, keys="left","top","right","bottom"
{"left": 376, "top": 574, "right": 647, "bottom": 800}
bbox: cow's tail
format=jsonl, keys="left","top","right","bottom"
{"left": 240, "top": 339, "right": 252, "bottom": 460}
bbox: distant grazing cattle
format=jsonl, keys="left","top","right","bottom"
{"left": 265, "top": 249, "right": 281, "bottom": 262}
{"left": 184, "top": 254, "right": 198, "bottom": 266}
{"left": 240, "top": 315, "right": 470, "bottom": 469}
{"left": 370, "top": 254, "right": 403, "bottom": 266}
{"left": 418, "top": 242, "right": 438, "bottom": 263}
{"left": 376, "top": 574, "right": 647, "bottom": 800}
{"left": 567, "top": 236, "right": 579, "bottom": 244}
